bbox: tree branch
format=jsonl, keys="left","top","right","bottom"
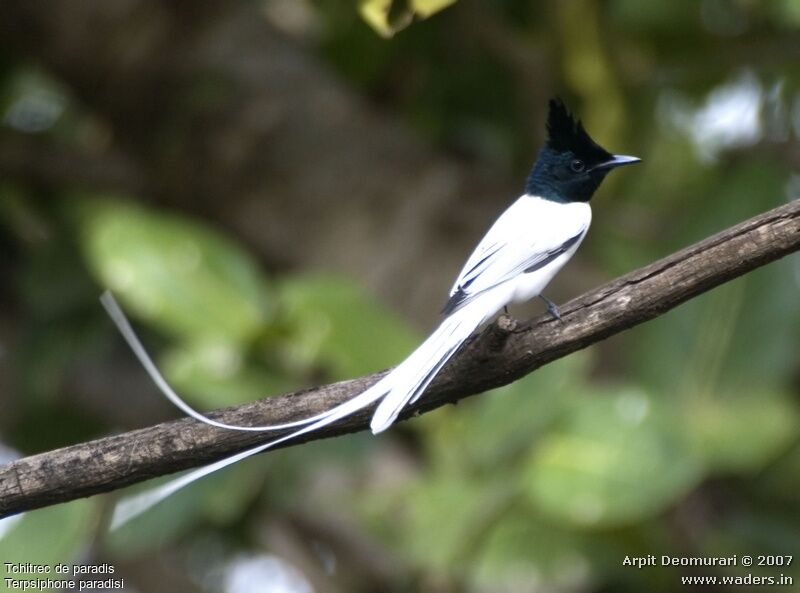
{"left": 1, "top": 200, "right": 799, "bottom": 518}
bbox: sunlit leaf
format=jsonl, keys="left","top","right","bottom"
{"left": 524, "top": 388, "right": 701, "bottom": 528}
{"left": 279, "top": 274, "right": 418, "bottom": 379}
{"left": 78, "top": 198, "right": 272, "bottom": 343}
{"left": 161, "top": 340, "right": 296, "bottom": 407}
{"left": 413, "top": 0, "right": 456, "bottom": 17}
{"left": 359, "top": 0, "right": 456, "bottom": 37}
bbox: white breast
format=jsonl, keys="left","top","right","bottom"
{"left": 505, "top": 197, "right": 591, "bottom": 305}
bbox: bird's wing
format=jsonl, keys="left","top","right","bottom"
{"left": 443, "top": 197, "right": 589, "bottom": 314}
{"left": 448, "top": 201, "right": 524, "bottom": 297}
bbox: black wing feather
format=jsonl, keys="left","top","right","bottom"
{"left": 522, "top": 231, "right": 583, "bottom": 273}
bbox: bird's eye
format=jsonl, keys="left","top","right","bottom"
{"left": 570, "top": 159, "right": 585, "bottom": 173}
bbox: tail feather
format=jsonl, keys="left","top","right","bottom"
{"left": 369, "top": 294, "right": 498, "bottom": 433}
{"left": 101, "top": 291, "right": 371, "bottom": 432}
{"left": 105, "top": 287, "right": 504, "bottom": 526}
{"left": 111, "top": 377, "right": 391, "bottom": 529}
{"left": 103, "top": 290, "right": 396, "bottom": 527}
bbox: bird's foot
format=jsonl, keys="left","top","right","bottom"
{"left": 539, "top": 295, "right": 563, "bottom": 322}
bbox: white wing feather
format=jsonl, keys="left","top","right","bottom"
{"left": 445, "top": 196, "right": 590, "bottom": 311}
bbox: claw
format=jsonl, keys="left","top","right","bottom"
{"left": 539, "top": 295, "right": 563, "bottom": 322}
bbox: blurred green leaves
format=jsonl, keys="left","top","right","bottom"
{"left": 160, "top": 342, "right": 295, "bottom": 408}
{"left": 77, "top": 197, "right": 417, "bottom": 408}
{"left": 524, "top": 389, "right": 700, "bottom": 528}
{"left": 399, "top": 473, "right": 505, "bottom": 571}
{"left": 79, "top": 198, "right": 272, "bottom": 344}
{"left": 685, "top": 391, "right": 798, "bottom": 475}
{"left": 474, "top": 517, "right": 593, "bottom": 591}
{"left": 105, "top": 462, "right": 266, "bottom": 557}
{"left": 280, "top": 274, "right": 418, "bottom": 379}
{"left": 370, "top": 327, "right": 798, "bottom": 583}
{"left": 0, "top": 500, "right": 95, "bottom": 567}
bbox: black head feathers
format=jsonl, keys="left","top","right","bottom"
{"left": 525, "top": 98, "right": 640, "bottom": 202}
{"left": 545, "top": 98, "right": 611, "bottom": 162}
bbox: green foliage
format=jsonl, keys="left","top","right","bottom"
{"left": 0, "top": 500, "right": 95, "bottom": 568}
{"left": 684, "top": 390, "right": 798, "bottom": 474}
{"left": 280, "top": 274, "right": 418, "bottom": 379}
{"left": 418, "top": 355, "right": 590, "bottom": 471}
{"left": 79, "top": 197, "right": 272, "bottom": 344}
{"left": 104, "top": 461, "right": 266, "bottom": 557}
{"left": 76, "top": 198, "right": 419, "bottom": 407}
{"left": 524, "top": 389, "right": 701, "bottom": 528}
{"left": 2, "top": 1, "right": 800, "bottom": 592}
{"left": 398, "top": 472, "right": 503, "bottom": 571}
{"left": 160, "top": 341, "right": 296, "bottom": 407}
{"left": 473, "top": 516, "right": 593, "bottom": 591}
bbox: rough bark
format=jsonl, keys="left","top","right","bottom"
{"left": 1, "top": 199, "right": 798, "bottom": 518}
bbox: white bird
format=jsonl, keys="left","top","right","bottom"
{"left": 102, "top": 98, "right": 640, "bottom": 527}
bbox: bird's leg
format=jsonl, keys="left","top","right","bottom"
{"left": 539, "top": 295, "right": 562, "bottom": 322}
{"left": 503, "top": 305, "right": 509, "bottom": 315}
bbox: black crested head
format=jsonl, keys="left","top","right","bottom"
{"left": 545, "top": 98, "right": 611, "bottom": 162}
{"left": 525, "top": 98, "right": 640, "bottom": 203}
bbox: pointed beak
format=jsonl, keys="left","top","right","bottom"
{"left": 595, "top": 154, "right": 642, "bottom": 171}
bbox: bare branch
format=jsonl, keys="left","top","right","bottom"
{"left": 1, "top": 199, "right": 799, "bottom": 518}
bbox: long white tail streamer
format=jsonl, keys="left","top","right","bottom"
{"left": 110, "top": 375, "right": 393, "bottom": 529}
{"left": 369, "top": 290, "right": 502, "bottom": 432}
{"left": 104, "top": 291, "right": 495, "bottom": 527}
{"left": 100, "top": 291, "right": 342, "bottom": 432}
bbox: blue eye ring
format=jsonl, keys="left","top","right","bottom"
{"left": 570, "top": 159, "right": 585, "bottom": 173}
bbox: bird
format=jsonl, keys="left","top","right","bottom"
{"left": 101, "top": 98, "right": 640, "bottom": 526}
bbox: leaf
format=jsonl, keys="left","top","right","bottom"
{"left": 413, "top": 0, "right": 457, "bottom": 17}
{"left": 160, "top": 341, "right": 296, "bottom": 408}
{"left": 279, "top": 274, "right": 418, "bottom": 379}
{"left": 396, "top": 473, "right": 510, "bottom": 572}
{"left": 0, "top": 499, "right": 94, "bottom": 567}
{"left": 418, "top": 354, "right": 591, "bottom": 472}
{"left": 105, "top": 460, "right": 266, "bottom": 557}
{"left": 78, "top": 197, "right": 272, "bottom": 344}
{"left": 473, "top": 512, "right": 594, "bottom": 591}
{"left": 359, "top": 0, "right": 456, "bottom": 37}
{"left": 523, "top": 388, "right": 701, "bottom": 528}
{"left": 682, "top": 391, "right": 799, "bottom": 475}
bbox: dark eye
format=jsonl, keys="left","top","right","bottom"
{"left": 570, "top": 159, "right": 585, "bottom": 173}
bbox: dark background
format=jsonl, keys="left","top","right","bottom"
{"left": 0, "top": 1, "right": 798, "bottom": 592}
